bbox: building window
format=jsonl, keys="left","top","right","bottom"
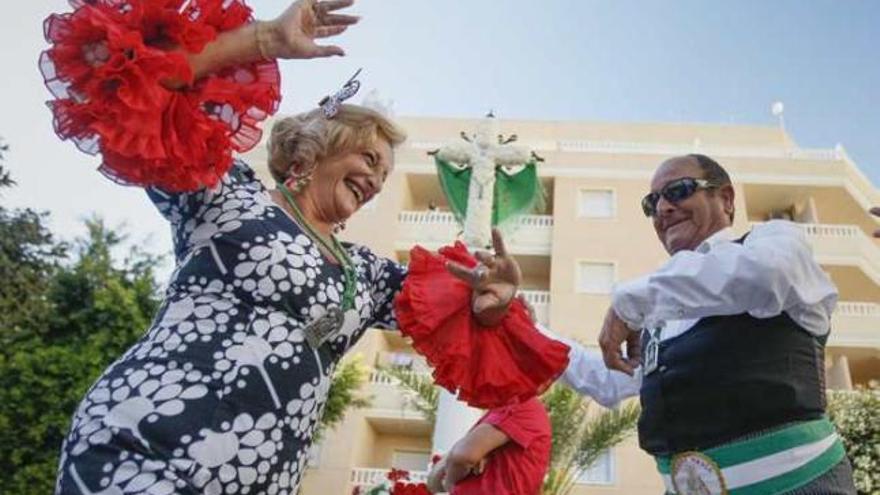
{"left": 577, "top": 189, "right": 615, "bottom": 218}
{"left": 576, "top": 449, "right": 614, "bottom": 485}
{"left": 387, "top": 352, "right": 415, "bottom": 369}
{"left": 392, "top": 451, "right": 432, "bottom": 472}
{"left": 576, "top": 261, "right": 616, "bottom": 294}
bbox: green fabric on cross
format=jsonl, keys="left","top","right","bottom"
{"left": 434, "top": 157, "right": 544, "bottom": 227}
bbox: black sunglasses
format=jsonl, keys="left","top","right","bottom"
{"left": 641, "top": 177, "right": 717, "bottom": 217}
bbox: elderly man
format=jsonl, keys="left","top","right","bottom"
{"left": 562, "top": 154, "right": 855, "bottom": 494}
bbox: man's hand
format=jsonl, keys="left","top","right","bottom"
{"left": 446, "top": 229, "right": 522, "bottom": 326}
{"left": 598, "top": 307, "right": 641, "bottom": 376}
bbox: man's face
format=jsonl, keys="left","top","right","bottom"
{"left": 649, "top": 157, "right": 734, "bottom": 255}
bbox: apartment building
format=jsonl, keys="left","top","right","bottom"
{"left": 242, "top": 116, "right": 880, "bottom": 495}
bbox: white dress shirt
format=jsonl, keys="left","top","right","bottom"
{"left": 536, "top": 322, "right": 641, "bottom": 408}
{"left": 558, "top": 220, "right": 838, "bottom": 407}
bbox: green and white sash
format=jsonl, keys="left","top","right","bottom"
{"left": 656, "top": 418, "right": 846, "bottom": 495}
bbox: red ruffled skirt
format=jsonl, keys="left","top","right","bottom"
{"left": 395, "top": 243, "right": 570, "bottom": 409}
{"left": 40, "top": 0, "right": 281, "bottom": 192}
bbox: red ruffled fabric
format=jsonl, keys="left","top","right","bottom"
{"left": 395, "top": 242, "right": 570, "bottom": 409}
{"left": 40, "top": 0, "right": 281, "bottom": 192}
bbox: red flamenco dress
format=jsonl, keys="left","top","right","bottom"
{"left": 40, "top": 0, "right": 281, "bottom": 192}
{"left": 395, "top": 243, "right": 570, "bottom": 409}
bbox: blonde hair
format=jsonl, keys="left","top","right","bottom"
{"left": 266, "top": 104, "right": 407, "bottom": 184}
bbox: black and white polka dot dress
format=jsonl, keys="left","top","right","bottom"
{"left": 55, "top": 161, "right": 406, "bottom": 495}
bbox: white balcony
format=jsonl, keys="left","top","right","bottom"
{"left": 366, "top": 375, "right": 427, "bottom": 413}
{"left": 368, "top": 369, "right": 432, "bottom": 386}
{"left": 749, "top": 222, "right": 880, "bottom": 284}
{"left": 397, "top": 211, "right": 553, "bottom": 255}
{"left": 829, "top": 302, "right": 880, "bottom": 348}
{"left": 350, "top": 468, "right": 429, "bottom": 488}
{"left": 364, "top": 368, "right": 434, "bottom": 435}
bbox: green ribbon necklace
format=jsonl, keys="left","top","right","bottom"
{"left": 277, "top": 182, "right": 356, "bottom": 312}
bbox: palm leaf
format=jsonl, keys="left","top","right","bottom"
{"left": 540, "top": 384, "right": 640, "bottom": 495}
{"left": 376, "top": 364, "right": 439, "bottom": 423}
{"left": 314, "top": 355, "right": 373, "bottom": 442}
{"left": 574, "top": 400, "right": 641, "bottom": 471}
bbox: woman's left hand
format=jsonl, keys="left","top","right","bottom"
{"left": 447, "top": 229, "right": 522, "bottom": 326}
{"left": 263, "top": 0, "right": 360, "bottom": 59}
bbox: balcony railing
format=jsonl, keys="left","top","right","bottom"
{"left": 836, "top": 302, "right": 880, "bottom": 317}
{"left": 397, "top": 211, "right": 553, "bottom": 255}
{"left": 830, "top": 302, "right": 880, "bottom": 348}
{"left": 800, "top": 224, "right": 864, "bottom": 238}
{"left": 749, "top": 222, "right": 880, "bottom": 283}
{"left": 369, "top": 369, "right": 432, "bottom": 385}
{"left": 519, "top": 290, "right": 551, "bottom": 326}
{"left": 350, "top": 468, "right": 429, "bottom": 487}
{"left": 398, "top": 210, "right": 459, "bottom": 226}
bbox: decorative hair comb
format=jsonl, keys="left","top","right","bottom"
{"left": 319, "top": 68, "right": 362, "bottom": 118}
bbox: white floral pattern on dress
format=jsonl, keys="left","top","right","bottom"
{"left": 56, "top": 161, "right": 406, "bottom": 495}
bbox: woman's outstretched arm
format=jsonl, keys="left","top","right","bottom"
{"left": 171, "top": 0, "right": 358, "bottom": 86}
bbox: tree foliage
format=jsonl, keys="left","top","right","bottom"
{"left": 827, "top": 382, "right": 880, "bottom": 495}
{"left": 0, "top": 142, "right": 67, "bottom": 347}
{"left": 314, "top": 355, "right": 373, "bottom": 442}
{"left": 0, "top": 138, "right": 12, "bottom": 187}
{"left": 0, "top": 158, "right": 372, "bottom": 493}
{"left": 0, "top": 215, "right": 161, "bottom": 494}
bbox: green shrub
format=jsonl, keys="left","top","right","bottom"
{"left": 828, "top": 382, "right": 880, "bottom": 495}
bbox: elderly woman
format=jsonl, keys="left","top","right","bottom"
{"left": 46, "top": 1, "right": 520, "bottom": 494}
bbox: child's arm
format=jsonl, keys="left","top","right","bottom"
{"left": 426, "top": 457, "right": 447, "bottom": 494}
{"left": 443, "top": 424, "right": 509, "bottom": 490}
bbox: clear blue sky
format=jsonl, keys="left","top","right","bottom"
{"left": 1, "top": 0, "right": 877, "bottom": 268}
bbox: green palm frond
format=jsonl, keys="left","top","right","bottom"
{"left": 541, "top": 384, "right": 589, "bottom": 467}
{"left": 574, "top": 400, "right": 640, "bottom": 471}
{"left": 376, "top": 364, "right": 439, "bottom": 423}
{"left": 540, "top": 384, "right": 641, "bottom": 495}
{"left": 314, "top": 355, "right": 373, "bottom": 443}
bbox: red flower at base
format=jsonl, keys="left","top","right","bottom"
{"left": 387, "top": 468, "right": 410, "bottom": 482}
{"left": 391, "top": 482, "right": 432, "bottom": 495}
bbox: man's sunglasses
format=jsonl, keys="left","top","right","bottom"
{"left": 641, "top": 178, "right": 717, "bottom": 217}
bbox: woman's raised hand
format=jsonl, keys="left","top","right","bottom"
{"left": 262, "top": 0, "right": 360, "bottom": 59}
{"left": 447, "top": 229, "right": 523, "bottom": 326}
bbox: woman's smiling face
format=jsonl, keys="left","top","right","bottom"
{"left": 302, "top": 137, "right": 394, "bottom": 224}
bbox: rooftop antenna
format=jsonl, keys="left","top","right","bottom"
{"left": 771, "top": 101, "right": 785, "bottom": 133}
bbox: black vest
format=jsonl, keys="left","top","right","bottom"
{"left": 637, "top": 312, "right": 827, "bottom": 456}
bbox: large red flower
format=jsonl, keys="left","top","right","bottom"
{"left": 394, "top": 242, "right": 571, "bottom": 409}
{"left": 41, "top": 0, "right": 281, "bottom": 192}
{"left": 387, "top": 468, "right": 411, "bottom": 482}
